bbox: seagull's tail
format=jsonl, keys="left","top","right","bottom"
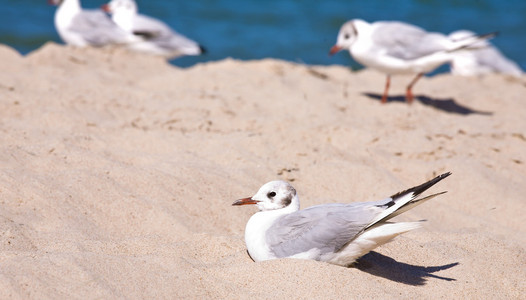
{"left": 366, "top": 172, "right": 452, "bottom": 229}
{"left": 385, "top": 191, "right": 447, "bottom": 220}
{"left": 446, "top": 32, "right": 498, "bottom": 52}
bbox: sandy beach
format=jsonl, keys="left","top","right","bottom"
{"left": 0, "top": 42, "right": 525, "bottom": 298}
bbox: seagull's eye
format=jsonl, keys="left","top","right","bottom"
{"left": 344, "top": 33, "right": 350, "bottom": 39}
{"left": 267, "top": 192, "right": 276, "bottom": 198}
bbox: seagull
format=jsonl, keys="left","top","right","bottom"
{"left": 448, "top": 30, "right": 523, "bottom": 78}
{"left": 101, "top": 0, "right": 206, "bottom": 59}
{"left": 329, "top": 19, "right": 494, "bottom": 104}
{"left": 48, "top": 0, "right": 134, "bottom": 47}
{"left": 233, "top": 172, "right": 451, "bottom": 267}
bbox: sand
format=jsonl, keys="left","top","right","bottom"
{"left": 0, "top": 42, "right": 525, "bottom": 299}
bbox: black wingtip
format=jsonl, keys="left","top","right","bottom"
{"left": 132, "top": 30, "right": 157, "bottom": 40}
{"left": 390, "top": 172, "right": 452, "bottom": 200}
{"left": 447, "top": 31, "right": 498, "bottom": 53}
{"left": 199, "top": 45, "right": 207, "bottom": 54}
{"left": 479, "top": 31, "right": 498, "bottom": 40}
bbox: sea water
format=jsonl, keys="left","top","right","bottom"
{"left": 1, "top": 0, "right": 524, "bottom": 72}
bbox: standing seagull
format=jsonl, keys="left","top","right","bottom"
{"left": 233, "top": 172, "right": 451, "bottom": 266}
{"left": 101, "top": 0, "right": 206, "bottom": 59}
{"left": 330, "top": 19, "right": 494, "bottom": 104}
{"left": 49, "top": 0, "right": 134, "bottom": 47}
{"left": 448, "top": 30, "right": 523, "bottom": 78}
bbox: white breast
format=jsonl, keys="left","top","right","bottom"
{"left": 244, "top": 210, "right": 285, "bottom": 262}
{"left": 54, "top": 1, "right": 85, "bottom": 46}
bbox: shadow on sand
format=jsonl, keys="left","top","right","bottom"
{"left": 354, "top": 251, "right": 459, "bottom": 286}
{"left": 363, "top": 93, "right": 493, "bottom": 116}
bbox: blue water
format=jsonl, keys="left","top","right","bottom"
{"left": 1, "top": 0, "right": 525, "bottom": 72}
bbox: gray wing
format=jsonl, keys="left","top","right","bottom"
{"left": 133, "top": 14, "right": 201, "bottom": 52}
{"left": 265, "top": 172, "right": 452, "bottom": 258}
{"left": 372, "top": 21, "right": 448, "bottom": 60}
{"left": 70, "top": 10, "right": 130, "bottom": 46}
{"left": 265, "top": 202, "right": 388, "bottom": 258}
{"left": 131, "top": 14, "right": 172, "bottom": 40}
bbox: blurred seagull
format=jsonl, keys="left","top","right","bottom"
{"left": 233, "top": 172, "right": 451, "bottom": 266}
{"left": 448, "top": 30, "right": 523, "bottom": 78}
{"left": 49, "top": 0, "right": 134, "bottom": 47}
{"left": 330, "top": 19, "right": 495, "bottom": 104}
{"left": 101, "top": 0, "right": 206, "bottom": 59}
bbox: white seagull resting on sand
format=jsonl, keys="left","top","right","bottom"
{"left": 101, "top": 0, "right": 206, "bottom": 59}
{"left": 233, "top": 172, "right": 451, "bottom": 266}
{"left": 330, "top": 19, "right": 494, "bottom": 104}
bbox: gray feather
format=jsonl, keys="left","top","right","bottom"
{"left": 265, "top": 172, "right": 451, "bottom": 258}
{"left": 266, "top": 201, "right": 388, "bottom": 258}
{"left": 372, "top": 21, "right": 449, "bottom": 60}
{"left": 70, "top": 10, "right": 130, "bottom": 46}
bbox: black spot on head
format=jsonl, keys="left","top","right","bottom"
{"left": 280, "top": 185, "right": 296, "bottom": 206}
{"left": 282, "top": 194, "right": 292, "bottom": 206}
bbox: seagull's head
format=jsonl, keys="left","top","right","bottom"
{"left": 101, "top": 0, "right": 138, "bottom": 15}
{"left": 330, "top": 20, "right": 359, "bottom": 55}
{"left": 233, "top": 181, "right": 300, "bottom": 212}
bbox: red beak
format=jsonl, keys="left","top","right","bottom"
{"left": 329, "top": 45, "right": 342, "bottom": 56}
{"left": 100, "top": 3, "right": 110, "bottom": 12}
{"left": 232, "top": 197, "right": 259, "bottom": 206}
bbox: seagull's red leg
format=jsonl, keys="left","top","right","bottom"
{"left": 381, "top": 75, "right": 391, "bottom": 104}
{"left": 406, "top": 73, "right": 423, "bottom": 104}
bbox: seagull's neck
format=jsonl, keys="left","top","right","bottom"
{"left": 112, "top": 9, "right": 137, "bottom": 32}
{"left": 261, "top": 200, "right": 300, "bottom": 216}
{"left": 55, "top": 0, "right": 81, "bottom": 27}
{"left": 351, "top": 19, "right": 372, "bottom": 43}
{"left": 59, "top": 0, "right": 81, "bottom": 15}
{"left": 245, "top": 201, "right": 299, "bottom": 262}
